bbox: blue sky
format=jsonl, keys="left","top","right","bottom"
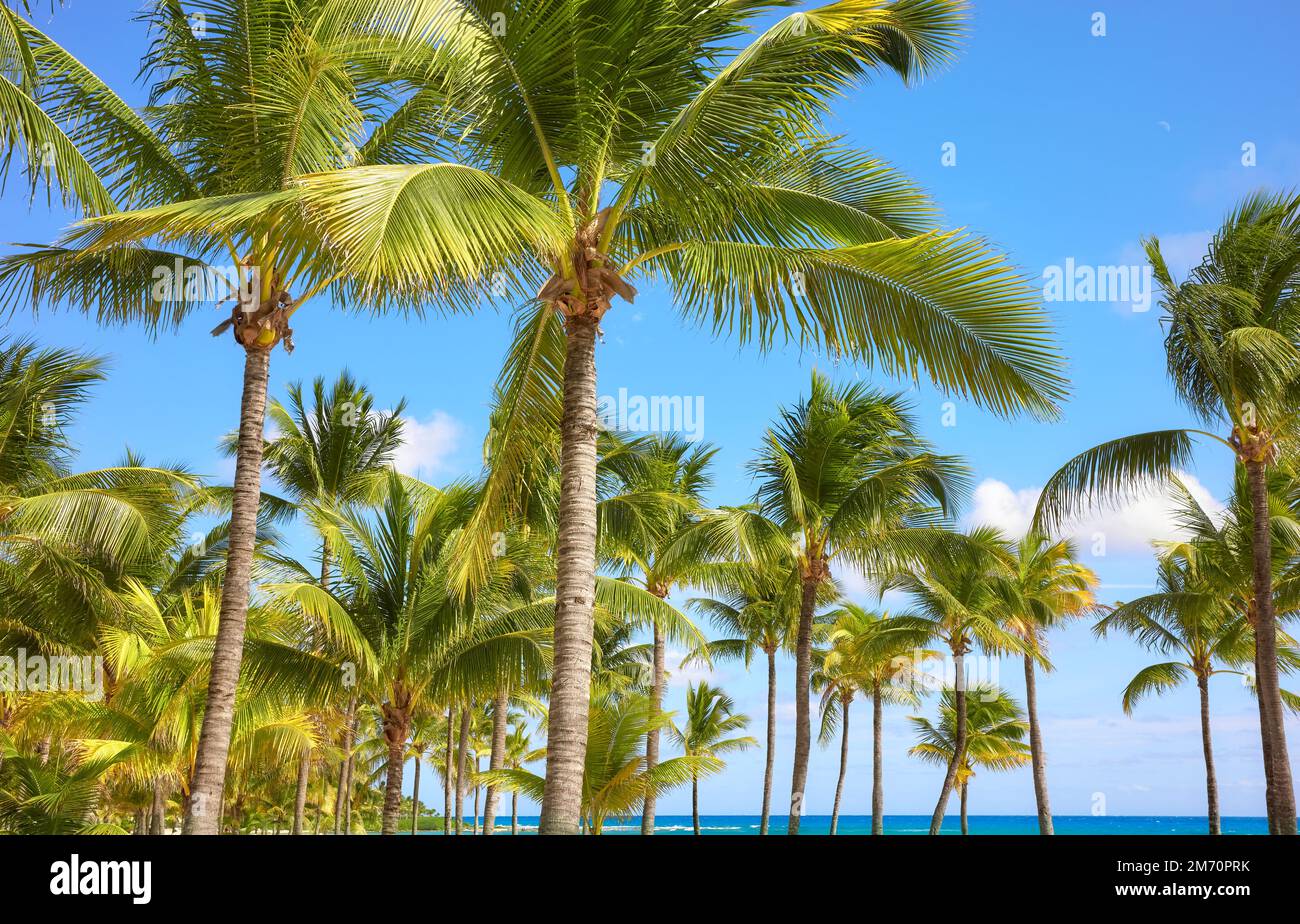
{"left": 5, "top": 0, "right": 1300, "bottom": 820}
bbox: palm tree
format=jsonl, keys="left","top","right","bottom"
{"left": 909, "top": 685, "right": 1030, "bottom": 835}
{"left": 163, "top": 0, "right": 1067, "bottom": 834}
{"left": 682, "top": 541, "right": 804, "bottom": 836}
{"left": 1005, "top": 534, "right": 1098, "bottom": 834}
{"left": 816, "top": 605, "right": 929, "bottom": 835}
{"left": 1033, "top": 192, "right": 1300, "bottom": 833}
{"left": 0, "top": 339, "right": 197, "bottom": 663}
{"left": 750, "top": 371, "right": 967, "bottom": 833}
{"left": 0, "top": 2, "right": 545, "bottom": 832}
{"left": 1097, "top": 478, "right": 1300, "bottom": 835}
{"left": 672, "top": 682, "right": 756, "bottom": 835}
{"left": 265, "top": 474, "right": 552, "bottom": 835}
{"left": 483, "top": 689, "right": 715, "bottom": 835}
{"left": 503, "top": 718, "right": 542, "bottom": 836}
{"left": 600, "top": 433, "right": 715, "bottom": 834}
{"left": 252, "top": 372, "right": 404, "bottom": 835}
{"left": 886, "top": 526, "right": 1024, "bottom": 834}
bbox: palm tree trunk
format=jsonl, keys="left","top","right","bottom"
{"left": 291, "top": 749, "right": 310, "bottom": 835}
{"left": 960, "top": 780, "right": 969, "bottom": 835}
{"left": 1023, "top": 652, "right": 1054, "bottom": 835}
{"left": 133, "top": 808, "right": 146, "bottom": 835}
{"left": 380, "top": 720, "right": 407, "bottom": 835}
{"left": 185, "top": 346, "right": 270, "bottom": 834}
{"left": 333, "top": 696, "right": 356, "bottom": 834}
{"left": 692, "top": 771, "right": 700, "bottom": 836}
{"left": 787, "top": 574, "right": 819, "bottom": 835}
{"left": 150, "top": 782, "right": 165, "bottom": 835}
{"left": 455, "top": 706, "right": 471, "bottom": 834}
{"left": 641, "top": 620, "right": 666, "bottom": 835}
{"left": 1246, "top": 458, "right": 1297, "bottom": 834}
{"left": 872, "top": 682, "right": 884, "bottom": 836}
{"left": 473, "top": 757, "right": 481, "bottom": 833}
{"left": 830, "top": 697, "right": 851, "bottom": 835}
{"left": 313, "top": 772, "right": 323, "bottom": 835}
{"left": 512, "top": 792, "right": 519, "bottom": 834}
{"left": 1197, "top": 672, "right": 1221, "bottom": 835}
{"left": 444, "top": 705, "right": 454, "bottom": 834}
{"left": 410, "top": 753, "right": 421, "bottom": 835}
{"left": 342, "top": 707, "right": 358, "bottom": 835}
{"left": 760, "top": 648, "right": 777, "bottom": 836}
{"left": 539, "top": 314, "right": 600, "bottom": 836}
{"left": 929, "top": 648, "right": 967, "bottom": 835}
{"left": 483, "top": 686, "right": 509, "bottom": 834}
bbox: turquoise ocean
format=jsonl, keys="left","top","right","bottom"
{"left": 435, "top": 814, "right": 1268, "bottom": 835}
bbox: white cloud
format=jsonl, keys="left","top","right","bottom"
{"left": 664, "top": 648, "right": 724, "bottom": 689}
{"left": 967, "top": 473, "right": 1222, "bottom": 555}
{"left": 392, "top": 411, "right": 463, "bottom": 478}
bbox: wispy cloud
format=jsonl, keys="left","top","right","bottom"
{"left": 966, "top": 473, "right": 1222, "bottom": 555}
{"left": 392, "top": 411, "right": 463, "bottom": 478}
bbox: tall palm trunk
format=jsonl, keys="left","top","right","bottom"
{"left": 929, "top": 647, "right": 967, "bottom": 835}
{"left": 1023, "top": 652, "right": 1053, "bottom": 835}
{"left": 787, "top": 574, "right": 819, "bottom": 834}
{"left": 133, "top": 808, "right": 146, "bottom": 835}
{"left": 483, "top": 687, "right": 509, "bottom": 834}
{"left": 641, "top": 621, "right": 666, "bottom": 835}
{"left": 313, "top": 772, "right": 323, "bottom": 834}
{"left": 150, "top": 782, "right": 165, "bottom": 835}
{"left": 692, "top": 771, "right": 700, "bottom": 835}
{"left": 292, "top": 749, "right": 310, "bottom": 835}
{"left": 333, "top": 696, "right": 356, "bottom": 834}
{"left": 444, "top": 706, "right": 454, "bottom": 834}
{"left": 871, "top": 682, "right": 883, "bottom": 835}
{"left": 1197, "top": 672, "right": 1221, "bottom": 835}
{"left": 473, "top": 757, "right": 481, "bottom": 833}
{"left": 185, "top": 347, "right": 270, "bottom": 834}
{"left": 342, "top": 707, "right": 359, "bottom": 834}
{"left": 410, "top": 755, "right": 421, "bottom": 835}
{"left": 511, "top": 792, "right": 518, "bottom": 835}
{"left": 1246, "top": 459, "right": 1297, "bottom": 834}
{"left": 760, "top": 648, "right": 777, "bottom": 835}
{"left": 380, "top": 708, "right": 410, "bottom": 835}
{"left": 455, "top": 706, "right": 471, "bottom": 834}
{"left": 959, "top": 780, "right": 969, "bottom": 835}
{"left": 829, "top": 696, "right": 851, "bottom": 835}
{"left": 540, "top": 315, "right": 600, "bottom": 835}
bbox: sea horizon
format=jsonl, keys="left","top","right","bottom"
{"left": 430, "top": 814, "right": 1268, "bottom": 835}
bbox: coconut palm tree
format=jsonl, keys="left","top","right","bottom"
{"left": 503, "top": 718, "right": 542, "bottom": 836}
{"left": 682, "top": 540, "right": 804, "bottom": 836}
{"left": 750, "top": 371, "right": 967, "bottom": 833}
{"left": 909, "top": 685, "right": 1030, "bottom": 835}
{"left": 1098, "top": 477, "right": 1300, "bottom": 835}
{"left": 0, "top": 1, "right": 558, "bottom": 832}
{"left": 250, "top": 371, "right": 404, "bottom": 835}
{"left": 816, "top": 604, "right": 930, "bottom": 835}
{"left": 0, "top": 339, "right": 198, "bottom": 663}
{"left": 886, "top": 526, "right": 1024, "bottom": 834}
{"left": 151, "top": 0, "right": 1066, "bottom": 834}
{"left": 264, "top": 474, "right": 553, "bottom": 835}
{"left": 483, "top": 688, "right": 715, "bottom": 835}
{"left": 600, "top": 433, "right": 715, "bottom": 834}
{"left": 1005, "top": 534, "right": 1098, "bottom": 834}
{"left": 1033, "top": 192, "right": 1300, "bottom": 833}
{"left": 672, "top": 682, "right": 756, "bottom": 835}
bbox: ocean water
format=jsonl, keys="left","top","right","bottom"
{"left": 434, "top": 814, "right": 1268, "bottom": 835}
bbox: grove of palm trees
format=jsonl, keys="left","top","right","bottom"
{"left": 0, "top": 1, "right": 1298, "bottom": 902}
